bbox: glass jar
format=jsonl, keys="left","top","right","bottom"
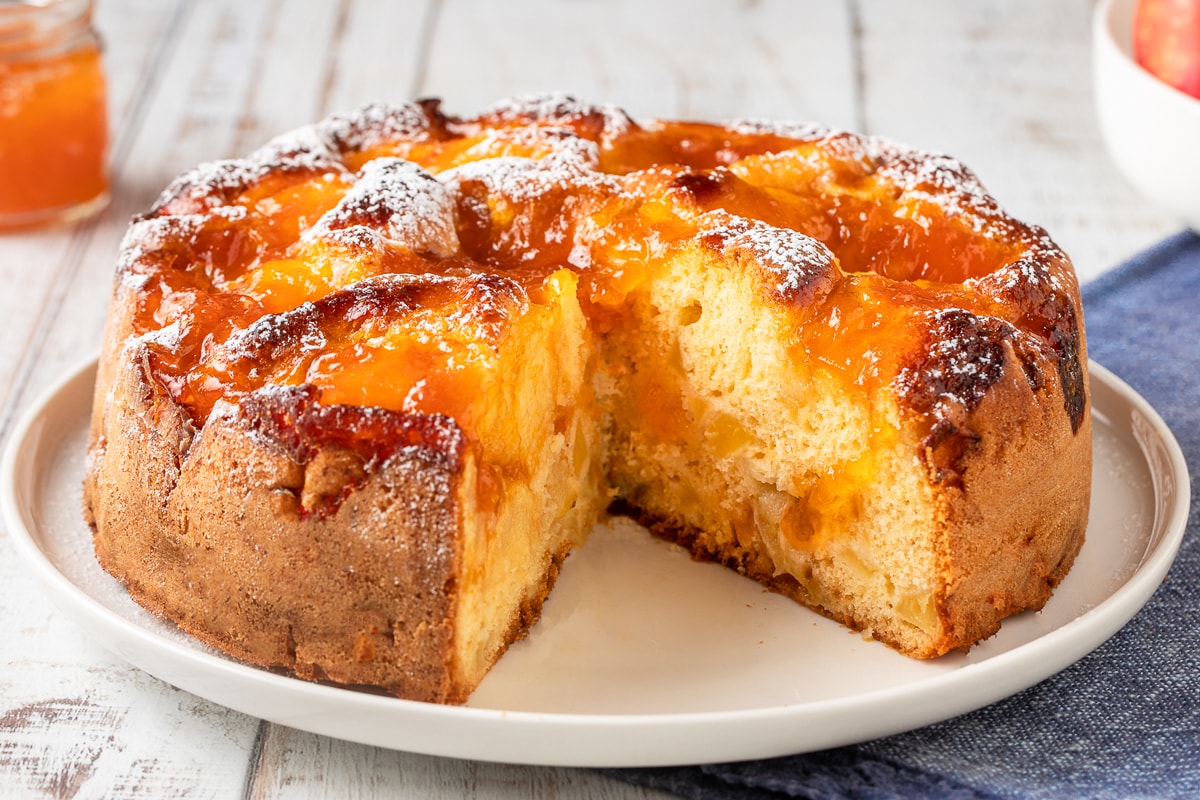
{"left": 0, "top": 0, "right": 108, "bottom": 229}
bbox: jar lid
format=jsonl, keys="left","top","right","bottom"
{"left": 0, "top": 0, "right": 94, "bottom": 59}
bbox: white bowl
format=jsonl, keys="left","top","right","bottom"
{"left": 1094, "top": 0, "right": 1200, "bottom": 232}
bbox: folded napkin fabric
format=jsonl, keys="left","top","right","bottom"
{"left": 608, "top": 231, "right": 1200, "bottom": 800}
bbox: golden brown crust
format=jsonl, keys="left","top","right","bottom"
{"left": 87, "top": 344, "right": 476, "bottom": 701}
{"left": 926, "top": 334, "right": 1091, "bottom": 655}
{"left": 86, "top": 343, "right": 577, "bottom": 701}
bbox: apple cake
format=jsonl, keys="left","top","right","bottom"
{"left": 83, "top": 95, "right": 1091, "bottom": 703}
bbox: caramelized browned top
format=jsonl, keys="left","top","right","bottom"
{"left": 116, "top": 94, "right": 1085, "bottom": 436}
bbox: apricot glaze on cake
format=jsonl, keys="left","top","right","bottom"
{"left": 83, "top": 95, "right": 1091, "bottom": 704}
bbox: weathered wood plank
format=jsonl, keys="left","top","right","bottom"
{"left": 421, "top": 0, "right": 859, "bottom": 126}
{"left": 246, "top": 725, "right": 675, "bottom": 799}
{"left": 318, "top": 0, "right": 436, "bottom": 112}
{"left": 1, "top": 653, "right": 260, "bottom": 799}
{"left": 227, "top": 0, "right": 346, "bottom": 153}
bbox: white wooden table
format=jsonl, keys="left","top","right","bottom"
{"left": 0, "top": 1, "right": 1180, "bottom": 797}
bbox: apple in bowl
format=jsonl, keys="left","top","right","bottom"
{"left": 1094, "top": 0, "right": 1200, "bottom": 232}
{"left": 1134, "top": 0, "right": 1200, "bottom": 99}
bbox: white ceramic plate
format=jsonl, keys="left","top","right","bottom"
{"left": 2, "top": 358, "right": 1190, "bottom": 767}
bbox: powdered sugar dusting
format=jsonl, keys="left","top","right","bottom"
{"left": 699, "top": 211, "right": 837, "bottom": 306}
{"left": 311, "top": 158, "right": 459, "bottom": 258}
{"left": 119, "top": 214, "right": 204, "bottom": 264}
{"left": 150, "top": 138, "right": 346, "bottom": 215}
{"left": 253, "top": 124, "right": 344, "bottom": 172}
{"left": 150, "top": 159, "right": 266, "bottom": 213}
{"left": 152, "top": 104, "right": 434, "bottom": 215}
{"left": 213, "top": 272, "right": 526, "bottom": 370}
{"left": 147, "top": 106, "right": 431, "bottom": 217}
{"left": 484, "top": 92, "right": 636, "bottom": 144}
{"left": 219, "top": 301, "right": 326, "bottom": 369}
{"left": 729, "top": 124, "right": 1040, "bottom": 248}
{"left": 132, "top": 320, "right": 184, "bottom": 350}
{"left": 441, "top": 147, "right": 615, "bottom": 205}
{"left": 728, "top": 118, "right": 830, "bottom": 142}
{"left": 894, "top": 308, "right": 1022, "bottom": 445}
{"left": 462, "top": 124, "right": 601, "bottom": 166}
{"left": 318, "top": 101, "right": 435, "bottom": 153}
{"left": 972, "top": 255, "right": 1070, "bottom": 298}
{"left": 117, "top": 207, "right": 249, "bottom": 283}
{"left": 862, "top": 135, "right": 1065, "bottom": 255}
{"left": 315, "top": 224, "right": 389, "bottom": 259}
{"left": 872, "top": 142, "right": 995, "bottom": 220}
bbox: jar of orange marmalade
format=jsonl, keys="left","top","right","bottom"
{"left": 0, "top": 0, "right": 108, "bottom": 229}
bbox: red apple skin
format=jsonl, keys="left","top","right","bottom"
{"left": 1134, "top": 0, "right": 1200, "bottom": 99}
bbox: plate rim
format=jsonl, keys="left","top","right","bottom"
{"left": 1, "top": 355, "right": 1191, "bottom": 767}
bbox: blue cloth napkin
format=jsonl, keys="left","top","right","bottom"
{"left": 607, "top": 231, "right": 1200, "bottom": 800}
